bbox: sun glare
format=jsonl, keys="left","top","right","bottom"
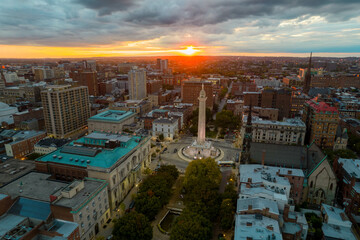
{"left": 179, "top": 46, "right": 199, "bottom": 55}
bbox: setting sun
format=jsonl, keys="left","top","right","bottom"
{"left": 178, "top": 46, "right": 199, "bottom": 55}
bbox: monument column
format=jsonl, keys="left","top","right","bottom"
{"left": 197, "top": 84, "right": 207, "bottom": 145}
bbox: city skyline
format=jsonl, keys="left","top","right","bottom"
{"left": 1, "top": 0, "right": 360, "bottom": 58}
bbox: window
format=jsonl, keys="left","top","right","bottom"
{"left": 330, "top": 183, "right": 333, "bottom": 190}
{"left": 310, "top": 181, "right": 313, "bottom": 188}
{"left": 87, "top": 215, "right": 90, "bottom": 220}
{"left": 79, "top": 212, "right": 82, "bottom": 219}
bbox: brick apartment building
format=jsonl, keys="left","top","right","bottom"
{"left": 70, "top": 70, "right": 98, "bottom": 96}
{"left": 5, "top": 130, "right": 46, "bottom": 158}
{"left": 311, "top": 75, "right": 360, "bottom": 88}
{"left": 244, "top": 89, "right": 292, "bottom": 120}
{"left": 302, "top": 99, "right": 339, "bottom": 148}
{"left": 181, "top": 80, "right": 213, "bottom": 109}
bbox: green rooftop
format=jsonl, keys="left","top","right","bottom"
{"left": 36, "top": 132, "right": 149, "bottom": 169}
{"left": 88, "top": 110, "right": 135, "bottom": 123}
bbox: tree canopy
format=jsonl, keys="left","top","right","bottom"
{"left": 170, "top": 208, "right": 212, "bottom": 240}
{"left": 215, "top": 110, "right": 241, "bottom": 130}
{"left": 112, "top": 212, "right": 152, "bottom": 240}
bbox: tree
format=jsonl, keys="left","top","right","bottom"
{"left": 215, "top": 110, "right": 241, "bottom": 130}
{"left": 324, "top": 149, "right": 357, "bottom": 164}
{"left": 156, "top": 165, "right": 179, "bottom": 182}
{"left": 183, "top": 157, "right": 222, "bottom": 220}
{"left": 220, "top": 199, "right": 235, "bottom": 230}
{"left": 159, "top": 134, "right": 164, "bottom": 141}
{"left": 222, "top": 182, "right": 238, "bottom": 207}
{"left": 134, "top": 193, "right": 162, "bottom": 220}
{"left": 170, "top": 208, "right": 212, "bottom": 240}
{"left": 112, "top": 212, "right": 152, "bottom": 240}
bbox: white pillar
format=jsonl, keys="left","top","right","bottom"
{"left": 197, "top": 84, "right": 207, "bottom": 145}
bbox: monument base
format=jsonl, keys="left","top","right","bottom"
{"left": 180, "top": 139, "right": 222, "bottom": 161}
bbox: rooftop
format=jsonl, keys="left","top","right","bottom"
{"left": 234, "top": 214, "right": 282, "bottom": 240}
{"left": 0, "top": 172, "right": 67, "bottom": 202}
{"left": 53, "top": 178, "right": 107, "bottom": 212}
{"left": 8, "top": 197, "right": 51, "bottom": 220}
{"left": 306, "top": 99, "right": 338, "bottom": 113}
{"left": 88, "top": 110, "right": 135, "bottom": 123}
{"left": 35, "top": 138, "right": 70, "bottom": 148}
{"left": 0, "top": 160, "right": 36, "bottom": 187}
{"left": 0, "top": 214, "right": 27, "bottom": 238}
{"left": 337, "top": 158, "right": 360, "bottom": 179}
{"left": 37, "top": 132, "right": 148, "bottom": 169}
{"left": 243, "top": 116, "right": 306, "bottom": 127}
{"left": 8, "top": 130, "right": 46, "bottom": 146}
{"left": 237, "top": 197, "right": 279, "bottom": 215}
{"left": 153, "top": 117, "right": 178, "bottom": 124}
{"left": 322, "top": 204, "right": 352, "bottom": 228}
{"left": 322, "top": 223, "right": 356, "bottom": 240}
{"left": 47, "top": 220, "right": 78, "bottom": 238}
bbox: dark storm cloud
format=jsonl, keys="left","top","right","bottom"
{"left": 74, "top": 0, "right": 137, "bottom": 15}
{"left": 0, "top": 0, "right": 360, "bottom": 53}
{"left": 123, "top": 0, "right": 360, "bottom": 26}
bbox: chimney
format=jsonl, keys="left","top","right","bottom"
{"left": 283, "top": 204, "right": 290, "bottom": 221}
{"left": 261, "top": 150, "right": 266, "bottom": 166}
{"left": 266, "top": 225, "right": 274, "bottom": 231}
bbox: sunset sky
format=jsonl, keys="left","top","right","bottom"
{"left": 1, "top": 0, "right": 360, "bottom": 58}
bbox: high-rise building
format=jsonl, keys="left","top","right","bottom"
{"left": 156, "top": 59, "right": 169, "bottom": 73}
{"left": 41, "top": 85, "right": 90, "bottom": 138}
{"left": 70, "top": 70, "right": 98, "bottom": 96}
{"left": 128, "top": 67, "right": 147, "bottom": 100}
{"left": 302, "top": 99, "right": 339, "bottom": 148}
{"left": 181, "top": 80, "right": 213, "bottom": 109}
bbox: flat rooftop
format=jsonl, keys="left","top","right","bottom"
{"left": 237, "top": 197, "right": 279, "bottom": 215}
{"left": 234, "top": 214, "right": 282, "bottom": 240}
{"left": 322, "top": 224, "right": 356, "bottom": 240}
{"left": 88, "top": 110, "right": 135, "bottom": 123}
{"left": 0, "top": 214, "right": 27, "bottom": 238}
{"left": 0, "top": 160, "right": 35, "bottom": 187}
{"left": 53, "top": 179, "right": 106, "bottom": 211}
{"left": 0, "top": 172, "right": 67, "bottom": 202}
{"left": 37, "top": 132, "right": 148, "bottom": 169}
{"left": 243, "top": 116, "right": 305, "bottom": 127}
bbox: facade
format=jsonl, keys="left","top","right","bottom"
{"left": 231, "top": 81, "right": 257, "bottom": 96}
{"left": 5, "top": 130, "right": 46, "bottom": 158}
{"left": 304, "top": 155, "right": 337, "bottom": 205}
{"left": 302, "top": 99, "right": 339, "bottom": 148}
{"left": 128, "top": 67, "right": 147, "bottom": 100}
{"left": 34, "top": 137, "right": 70, "bottom": 155}
{"left": 87, "top": 110, "right": 136, "bottom": 133}
{"left": 340, "top": 118, "right": 360, "bottom": 137}
{"left": 311, "top": 75, "right": 360, "bottom": 88}
{"left": 181, "top": 80, "right": 213, "bottom": 109}
{"left": 290, "top": 92, "right": 310, "bottom": 117}
{"left": 111, "top": 99, "right": 152, "bottom": 117}
{"left": 51, "top": 179, "right": 110, "bottom": 240}
{"left": 152, "top": 117, "right": 179, "bottom": 140}
{"left": 36, "top": 132, "right": 151, "bottom": 211}
{"left": 244, "top": 89, "right": 292, "bottom": 120}
{"left": 241, "top": 116, "right": 306, "bottom": 146}
{"left": 3, "top": 85, "right": 42, "bottom": 103}
{"left": 70, "top": 71, "right": 98, "bottom": 96}
{"left": 41, "top": 85, "right": 90, "bottom": 138}
{"left": 333, "top": 126, "right": 348, "bottom": 150}
{"left": 13, "top": 107, "right": 44, "bottom": 129}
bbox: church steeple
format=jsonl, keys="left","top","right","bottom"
{"left": 304, "top": 52, "right": 312, "bottom": 94}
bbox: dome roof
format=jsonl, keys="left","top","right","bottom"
{"left": 0, "top": 102, "right": 10, "bottom": 109}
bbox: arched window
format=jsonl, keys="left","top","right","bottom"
{"left": 310, "top": 181, "right": 313, "bottom": 188}
{"left": 330, "top": 183, "right": 333, "bottom": 191}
